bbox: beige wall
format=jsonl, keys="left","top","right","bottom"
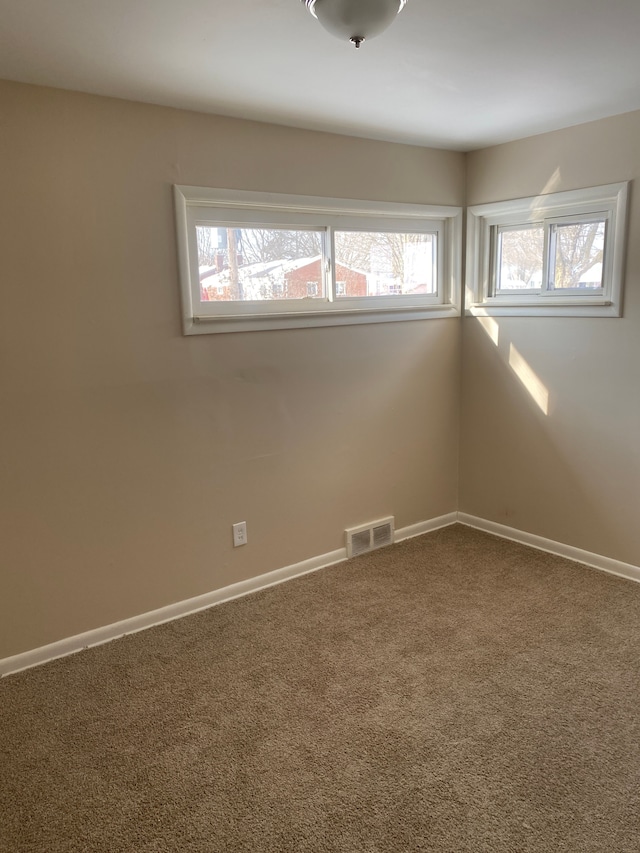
{"left": 5, "top": 79, "right": 638, "bottom": 663}
{"left": 0, "top": 81, "right": 465, "bottom": 659}
{"left": 462, "top": 111, "right": 640, "bottom": 566}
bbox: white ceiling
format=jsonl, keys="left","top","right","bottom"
{"left": 1, "top": 0, "right": 639, "bottom": 151}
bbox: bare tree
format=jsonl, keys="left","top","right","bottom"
{"left": 196, "top": 226, "right": 217, "bottom": 266}
{"left": 335, "top": 231, "right": 435, "bottom": 293}
{"left": 499, "top": 222, "right": 604, "bottom": 289}
{"left": 553, "top": 222, "right": 604, "bottom": 288}
{"left": 499, "top": 227, "right": 544, "bottom": 287}
{"left": 227, "top": 228, "right": 242, "bottom": 300}
{"left": 240, "top": 228, "right": 321, "bottom": 265}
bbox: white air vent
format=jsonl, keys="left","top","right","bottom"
{"left": 345, "top": 516, "right": 395, "bottom": 558}
{"left": 372, "top": 522, "right": 393, "bottom": 549}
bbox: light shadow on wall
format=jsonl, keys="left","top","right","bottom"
{"left": 473, "top": 315, "right": 550, "bottom": 416}
{"left": 476, "top": 314, "right": 500, "bottom": 346}
{"left": 508, "top": 344, "right": 549, "bottom": 415}
{"left": 530, "top": 167, "right": 562, "bottom": 218}
{"left": 462, "top": 313, "right": 636, "bottom": 565}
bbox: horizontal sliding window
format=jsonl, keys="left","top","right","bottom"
{"left": 174, "top": 186, "right": 462, "bottom": 334}
{"left": 467, "top": 182, "right": 629, "bottom": 317}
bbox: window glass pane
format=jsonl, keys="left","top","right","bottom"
{"left": 550, "top": 221, "right": 606, "bottom": 290}
{"left": 334, "top": 231, "right": 437, "bottom": 298}
{"left": 196, "top": 226, "right": 324, "bottom": 302}
{"left": 497, "top": 226, "right": 544, "bottom": 291}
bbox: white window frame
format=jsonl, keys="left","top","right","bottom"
{"left": 466, "top": 182, "right": 629, "bottom": 317}
{"left": 174, "top": 186, "right": 462, "bottom": 334}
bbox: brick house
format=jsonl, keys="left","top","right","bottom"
{"left": 200, "top": 256, "right": 367, "bottom": 301}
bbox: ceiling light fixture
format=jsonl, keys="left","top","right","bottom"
{"left": 301, "top": 0, "right": 407, "bottom": 48}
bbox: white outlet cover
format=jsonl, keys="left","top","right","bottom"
{"left": 232, "top": 522, "right": 247, "bottom": 547}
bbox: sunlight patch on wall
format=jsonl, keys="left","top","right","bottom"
{"left": 475, "top": 313, "right": 500, "bottom": 346}
{"left": 531, "top": 167, "right": 562, "bottom": 218}
{"left": 540, "top": 167, "right": 562, "bottom": 196}
{"left": 508, "top": 344, "right": 549, "bottom": 415}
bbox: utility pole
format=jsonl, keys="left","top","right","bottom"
{"left": 227, "top": 228, "right": 243, "bottom": 300}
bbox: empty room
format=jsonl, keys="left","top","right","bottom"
{"left": 1, "top": 1, "right": 639, "bottom": 850}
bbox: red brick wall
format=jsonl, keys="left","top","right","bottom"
{"left": 285, "top": 260, "right": 366, "bottom": 298}
{"left": 201, "top": 259, "right": 367, "bottom": 301}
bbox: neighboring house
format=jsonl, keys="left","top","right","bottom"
{"left": 199, "top": 256, "right": 367, "bottom": 301}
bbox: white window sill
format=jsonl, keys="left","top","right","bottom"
{"left": 186, "top": 303, "right": 460, "bottom": 335}
{"left": 466, "top": 300, "right": 619, "bottom": 319}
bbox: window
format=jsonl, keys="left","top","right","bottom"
{"left": 466, "top": 182, "right": 629, "bottom": 317}
{"left": 174, "top": 186, "right": 462, "bottom": 334}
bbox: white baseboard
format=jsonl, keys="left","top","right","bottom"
{"left": 395, "top": 512, "right": 458, "bottom": 542}
{"left": 0, "top": 513, "right": 459, "bottom": 678}
{"left": 457, "top": 512, "right": 640, "bottom": 585}
{"left": 0, "top": 548, "right": 345, "bottom": 678}
{"left": 15, "top": 511, "right": 633, "bottom": 678}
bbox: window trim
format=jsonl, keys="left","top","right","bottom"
{"left": 466, "top": 182, "right": 629, "bottom": 317}
{"left": 174, "top": 186, "right": 462, "bottom": 334}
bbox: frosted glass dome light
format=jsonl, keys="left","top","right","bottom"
{"left": 302, "top": 0, "right": 408, "bottom": 48}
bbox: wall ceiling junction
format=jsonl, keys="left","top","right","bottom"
{"left": 1, "top": 0, "right": 640, "bottom": 150}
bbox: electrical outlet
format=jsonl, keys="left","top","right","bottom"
{"left": 232, "top": 521, "right": 247, "bottom": 547}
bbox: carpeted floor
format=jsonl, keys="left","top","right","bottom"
{"left": 2, "top": 524, "right": 640, "bottom": 852}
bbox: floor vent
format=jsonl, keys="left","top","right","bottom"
{"left": 346, "top": 517, "right": 395, "bottom": 558}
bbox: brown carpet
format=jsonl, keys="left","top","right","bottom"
{"left": 2, "top": 524, "right": 640, "bottom": 852}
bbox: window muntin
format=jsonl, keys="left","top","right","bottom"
{"left": 175, "top": 187, "right": 462, "bottom": 334}
{"left": 466, "top": 182, "right": 629, "bottom": 318}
